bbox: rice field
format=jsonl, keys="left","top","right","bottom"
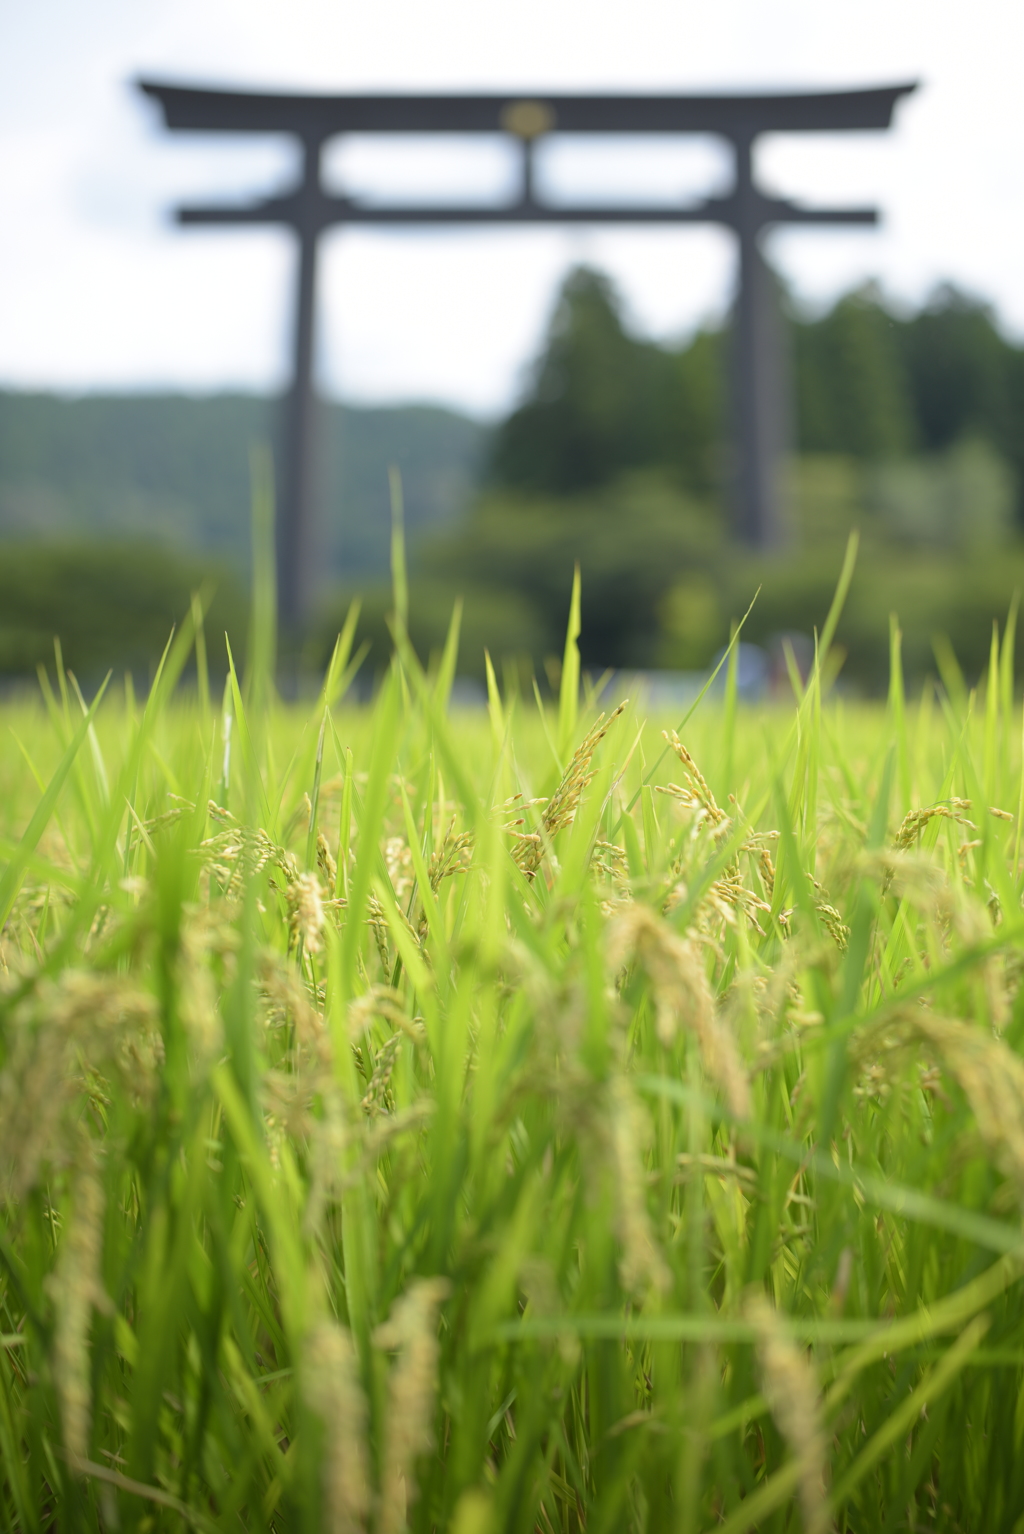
{"left": 3, "top": 544, "right": 1024, "bottom": 1531}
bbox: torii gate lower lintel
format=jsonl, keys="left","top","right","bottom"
{"left": 139, "top": 81, "right": 917, "bottom": 629}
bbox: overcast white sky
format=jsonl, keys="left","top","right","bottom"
{"left": 0, "top": 0, "right": 1021, "bottom": 415}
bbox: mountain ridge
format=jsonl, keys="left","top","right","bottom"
{"left": 0, "top": 390, "right": 489, "bottom": 585}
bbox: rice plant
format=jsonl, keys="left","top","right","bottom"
{"left": 3, "top": 541, "right": 1024, "bottom": 1531}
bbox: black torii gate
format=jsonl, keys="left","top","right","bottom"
{"left": 139, "top": 80, "right": 916, "bottom": 629}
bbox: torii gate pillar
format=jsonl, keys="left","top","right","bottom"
{"left": 280, "top": 137, "right": 322, "bottom": 629}
{"left": 732, "top": 132, "right": 789, "bottom": 550}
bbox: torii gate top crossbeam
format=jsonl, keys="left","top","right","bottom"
{"left": 138, "top": 82, "right": 914, "bottom": 140}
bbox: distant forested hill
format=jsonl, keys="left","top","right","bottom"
{"left": 0, "top": 392, "right": 487, "bottom": 580}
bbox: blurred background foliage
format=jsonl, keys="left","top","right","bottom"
{"left": 2, "top": 264, "right": 1024, "bottom": 689}
{"left": 0, "top": 541, "right": 248, "bottom": 681}
{"left": 320, "top": 268, "right": 1024, "bottom": 689}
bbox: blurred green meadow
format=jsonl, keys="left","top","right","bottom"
{"left": 5, "top": 543, "right": 1024, "bottom": 1528}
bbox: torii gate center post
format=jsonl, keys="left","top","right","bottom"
{"left": 139, "top": 81, "right": 917, "bottom": 631}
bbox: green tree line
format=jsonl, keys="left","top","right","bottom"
{"left": 343, "top": 266, "right": 1024, "bottom": 687}
{"left": 489, "top": 266, "right": 1024, "bottom": 509}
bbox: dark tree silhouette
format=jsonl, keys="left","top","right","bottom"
{"left": 490, "top": 267, "right": 722, "bottom": 495}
